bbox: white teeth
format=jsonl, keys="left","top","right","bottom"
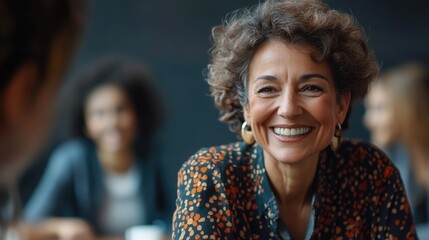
{"left": 273, "top": 127, "right": 311, "bottom": 137}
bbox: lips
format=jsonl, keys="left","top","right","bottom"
{"left": 103, "top": 129, "right": 123, "bottom": 145}
{"left": 273, "top": 127, "right": 312, "bottom": 137}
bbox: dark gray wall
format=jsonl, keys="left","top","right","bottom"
{"left": 21, "top": 0, "right": 429, "bottom": 214}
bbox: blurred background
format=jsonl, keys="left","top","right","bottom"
{"left": 19, "top": 0, "right": 429, "bottom": 218}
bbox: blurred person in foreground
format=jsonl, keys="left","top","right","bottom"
{"left": 172, "top": 0, "right": 416, "bottom": 239}
{"left": 365, "top": 62, "right": 429, "bottom": 238}
{"left": 24, "top": 56, "right": 171, "bottom": 239}
{"left": 0, "top": 0, "right": 84, "bottom": 238}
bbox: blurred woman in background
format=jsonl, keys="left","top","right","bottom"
{"left": 24, "top": 56, "right": 169, "bottom": 239}
{"left": 365, "top": 61, "right": 429, "bottom": 238}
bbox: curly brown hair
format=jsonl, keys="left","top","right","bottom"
{"left": 207, "top": 0, "right": 379, "bottom": 137}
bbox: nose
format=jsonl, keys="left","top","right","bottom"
{"left": 363, "top": 108, "right": 374, "bottom": 130}
{"left": 104, "top": 109, "right": 120, "bottom": 128}
{"left": 277, "top": 89, "right": 303, "bottom": 119}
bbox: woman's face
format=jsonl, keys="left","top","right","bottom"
{"left": 85, "top": 84, "right": 137, "bottom": 154}
{"left": 244, "top": 40, "right": 350, "bottom": 165}
{"left": 363, "top": 83, "right": 397, "bottom": 148}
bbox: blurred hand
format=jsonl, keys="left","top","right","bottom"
{"left": 51, "top": 218, "right": 94, "bottom": 240}
{"left": 19, "top": 218, "right": 95, "bottom": 240}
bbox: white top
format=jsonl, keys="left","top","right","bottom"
{"left": 99, "top": 166, "right": 144, "bottom": 236}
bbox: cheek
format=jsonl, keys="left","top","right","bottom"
{"left": 117, "top": 112, "right": 138, "bottom": 142}
{"left": 380, "top": 115, "right": 391, "bottom": 129}
{"left": 120, "top": 111, "right": 137, "bottom": 130}
{"left": 311, "top": 98, "right": 339, "bottom": 143}
{"left": 311, "top": 97, "right": 338, "bottom": 124}
{"left": 246, "top": 98, "right": 276, "bottom": 145}
{"left": 85, "top": 116, "right": 102, "bottom": 139}
{"left": 247, "top": 98, "right": 274, "bottom": 124}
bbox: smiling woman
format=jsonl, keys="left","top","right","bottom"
{"left": 24, "top": 56, "right": 170, "bottom": 239}
{"left": 172, "top": 0, "right": 417, "bottom": 239}
{"left": 84, "top": 84, "right": 138, "bottom": 162}
{"left": 245, "top": 41, "right": 346, "bottom": 167}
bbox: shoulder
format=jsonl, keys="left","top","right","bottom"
{"left": 336, "top": 139, "right": 393, "bottom": 171}
{"left": 54, "top": 138, "right": 90, "bottom": 153}
{"left": 36, "top": 139, "right": 94, "bottom": 181}
{"left": 325, "top": 139, "right": 401, "bottom": 189}
{"left": 178, "top": 142, "right": 256, "bottom": 185}
{"left": 174, "top": 142, "right": 256, "bottom": 239}
{"left": 48, "top": 138, "right": 93, "bottom": 166}
{"left": 316, "top": 140, "right": 415, "bottom": 238}
{"left": 181, "top": 141, "right": 254, "bottom": 171}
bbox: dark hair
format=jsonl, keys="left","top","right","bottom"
{"left": 207, "top": 0, "right": 379, "bottom": 136}
{"left": 60, "top": 55, "right": 164, "bottom": 157}
{"left": 0, "top": 0, "right": 84, "bottom": 92}
{"left": 0, "top": 0, "right": 85, "bottom": 231}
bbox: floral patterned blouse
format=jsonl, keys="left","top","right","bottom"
{"left": 172, "top": 140, "right": 417, "bottom": 239}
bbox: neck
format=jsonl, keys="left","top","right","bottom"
{"left": 97, "top": 147, "right": 134, "bottom": 173}
{"left": 264, "top": 152, "right": 319, "bottom": 207}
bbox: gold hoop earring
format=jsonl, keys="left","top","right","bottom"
{"left": 241, "top": 121, "right": 255, "bottom": 145}
{"left": 330, "top": 123, "right": 342, "bottom": 151}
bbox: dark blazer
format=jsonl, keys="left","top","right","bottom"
{"left": 24, "top": 139, "right": 168, "bottom": 235}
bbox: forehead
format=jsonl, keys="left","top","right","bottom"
{"left": 85, "top": 84, "right": 127, "bottom": 107}
{"left": 248, "top": 40, "right": 332, "bottom": 80}
{"left": 366, "top": 83, "right": 390, "bottom": 103}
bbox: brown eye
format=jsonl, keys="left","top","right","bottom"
{"left": 257, "top": 86, "right": 277, "bottom": 94}
{"left": 302, "top": 85, "right": 323, "bottom": 92}
{"left": 91, "top": 109, "right": 107, "bottom": 117}
{"left": 301, "top": 85, "right": 325, "bottom": 97}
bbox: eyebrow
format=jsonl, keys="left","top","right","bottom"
{"left": 300, "top": 73, "right": 329, "bottom": 82}
{"left": 255, "top": 75, "right": 278, "bottom": 81}
{"left": 254, "top": 73, "right": 329, "bottom": 82}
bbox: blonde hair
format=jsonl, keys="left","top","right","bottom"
{"left": 378, "top": 62, "right": 429, "bottom": 149}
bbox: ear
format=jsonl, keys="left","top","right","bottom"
{"left": 1, "top": 61, "right": 39, "bottom": 125}
{"left": 336, "top": 90, "right": 351, "bottom": 124}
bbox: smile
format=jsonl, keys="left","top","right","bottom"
{"left": 273, "top": 127, "right": 312, "bottom": 137}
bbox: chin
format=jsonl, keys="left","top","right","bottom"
{"left": 268, "top": 150, "right": 314, "bottom": 165}
{"left": 105, "top": 146, "right": 122, "bottom": 153}
{"left": 270, "top": 149, "right": 320, "bottom": 165}
{"left": 275, "top": 157, "right": 309, "bottom": 165}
